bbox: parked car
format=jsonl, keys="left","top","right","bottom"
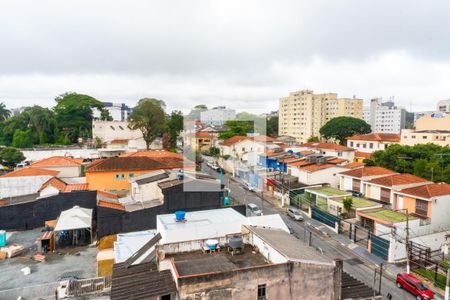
{"left": 287, "top": 207, "right": 303, "bottom": 221}
{"left": 351, "top": 191, "right": 363, "bottom": 198}
{"left": 243, "top": 183, "right": 256, "bottom": 192}
{"left": 396, "top": 273, "right": 435, "bottom": 300}
{"left": 246, "top": 203, "right": 262, "bottom": 216}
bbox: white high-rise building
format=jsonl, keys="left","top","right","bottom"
{"left": 200, "top": 106, "right": 236, "bottom": 126}
{"left": 363, "top": 98, "right": 407, "bottom": 133}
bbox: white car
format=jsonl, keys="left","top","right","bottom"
{"left": 287, "top": 207, "right": 303, "bottom": 221}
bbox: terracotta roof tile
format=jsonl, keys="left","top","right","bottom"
{"left": 298, "top": 142, "right": 354, "bottom": 151}
{"left": 355, "top": 151, "right": 372, "bottom": 159}
{"left": 98, "top": 199, "right": 125, "bottom": 211}
{"left": 111, "top": 139, "right": 129, "bottom": 144}
{"left": 288, "top": 160, "right": 312, "bottom": 167}
{"left": 342, "top": 162, "right": 365, "bottom": 169}
{"left": 85, "top": 156, "right": 189, "bottom": 172}
{"left": 398, "top": 183, "right": 450, "bottom": 199}
{"left": 38, "top": 177, "right": 67, "bottom": 192}
{"left": 339, "top": 167, "right": 397, "bottom": 178}
{"left": 301, "top": 163, "right": 336, "bottom": 172}
{"left": 97, "top": 190, "right": 119, "bottom": 199}
{"left": 0, "top": 167, "right": 59, "bottom": 178}
{"left": 31, "top": 156, "right": 83, "bottom": 167}
{"left": 348, "top": 133, "right": 401, "bottom": 142}
{"left": 368, "top": 173, "right": 429, "bottom": 187}
{"left": 121, "top": 150, "right": 183, "bottom": 159}
{"left": 64, "top": 183, "right": 89, "bottom": 192}
{"left": 220, "top": 135, "right": 248, "bottom": 146}
{"left": 328, "top": 158, "right": 348, "bottom": 164}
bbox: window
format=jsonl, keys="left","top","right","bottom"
{"left": 415, "top": 199, "right": 428, "bottom": 216}
{"left": 257, "top": 284, "right": 266, "bottom": 299}
{"left": 115, "top": 174, "right": 121, "bottom": 180}
{"left": 369, "top": 143, "right": 373, "bottom": 149}
{"left": 350, "top": 141, "right": 354, "bottom": 147}
{"left": 129, "top": 173, "right": 135, "bottom": 178}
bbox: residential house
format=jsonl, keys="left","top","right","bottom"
{"left": 38, "top": 177, "right": 88, "bottom": 198}
{"left": 30, "top": 156, "right": 84, "bottom": 178}
{"left": 363, "top": 173, "right": 430, "bottom": 205}
{"left": 85, "top": 150, "right": 190, "bottom": 194}
{"left": 295, "top": 142, "right": 355, "bottom": 161}
{"left": 400, "top": 112, "right": 450, "bottom": 146}
{"left": 290, "top": 163, "right": 349, "bottom": 188}
{"left": 0, "top": 167, "right": 59, "bottom": 198}
{"left": 339, "top": 167, "right": 398, "bottom": 194}
{"left": 190, "top": 131, "right": 212, "bottom": 152}
{"left": 347, "top": 133, "right": 400, "bottom": 154}
{"left": 394, "top": 183, "right": 450, "bottom": 232}
{"left": 354, "top": 151, "right": 372, "bottom": 163}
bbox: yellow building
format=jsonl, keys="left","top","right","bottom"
{"left": 191, "top": 132, "right": 213, "bottom": 152}
{"left": 278, "top": 90, "right": 363, "bottom": 143}
{"left": 400, "top": 113, "right": 450, "bottom": 146}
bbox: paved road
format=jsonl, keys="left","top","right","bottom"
{"left": 202, "top": 162, "right": 417, "bottom": 300}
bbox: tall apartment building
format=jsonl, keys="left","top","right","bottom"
{"left": 437, "top": 99, "right": 450, "bottom": 112}
{"left": 200, "top": 106, "right": 236, "bottom": 126}
{"left": 363, "top": 98, "right": 407, "bottom": 133}
{"left": 278, "top": 90, "right": 363, "bottom": 143}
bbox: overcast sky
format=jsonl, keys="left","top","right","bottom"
{"left": 1, "top": 0, "right": 450, "bottom": 113}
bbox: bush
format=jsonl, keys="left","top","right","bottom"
{"left": 414, "top": 268, "right": 447, "bottom": 289}
{"left": 222, "top": 154, "right": 231, "bottom": 160}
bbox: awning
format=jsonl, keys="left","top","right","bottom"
{"left": 54, "top": 206, "right": 93, "bottom": 231}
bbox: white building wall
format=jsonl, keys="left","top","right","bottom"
{"left": 341, "top": 176, "right": 353, "bottom": 191}
{"left": 200, "top": 107, "right": 236, "bottom": 126}
{"left": 0, "top": 175, "right": 53, "bottom": 198}
{"left": 22, "top": 149, "right": 100, "bottom": 161}
{"left": 248, "top": 231, "right": 288, "bottom": 264}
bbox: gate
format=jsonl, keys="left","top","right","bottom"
{"left": 369, "top": 233, "right": 390, "bottom": 260}
{"left": 311, "top": 207, "right": 341, "bottom": 231}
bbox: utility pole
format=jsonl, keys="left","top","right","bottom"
{"left": 378, "top": 263, "right": 383, "bottom": 296}
{"left": 406, "top": 209, "right": 410, "bottom": 274}
{"left": 445, "top": 265, "right": 450, "bottom": 300}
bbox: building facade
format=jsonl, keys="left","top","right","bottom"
{"left": 400, "top": 113, "right": 450, "bottom": 146}
{"left": 278, "top": 90, "right": 363, "bottom": 143}
{"left": 347, "top": 133, "right": 400, "bottom": 154}
{"left": 437, "top": 99, "right": 450, "bottom": 112}
{"left": 93, "top": 102, "right": 132, "bottom": 121}
{"left": 363, "top": 98, "right": 407, "bottom": 133}
{"left": 200, "top": 106, "right": 236, "bottom": 126}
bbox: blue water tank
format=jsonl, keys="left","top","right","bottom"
{"left": 0, "top": 230, "right": 6, "bottom": 247}
{"left": 175, "top": 211, "right": 186, "bottom": 221}
{"left": 224, "top": 196, "right": 230, "bottom": 206}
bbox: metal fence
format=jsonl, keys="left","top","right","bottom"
{"left": 67, "top": 276, "right": 112, "bottom": 297}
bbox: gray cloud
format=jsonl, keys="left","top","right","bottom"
{"left": 0, "top": 0, "right": 449, "bottom": 111}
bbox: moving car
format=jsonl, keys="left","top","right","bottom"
{"left": 396, "top": 273, "right": 435, "bottom": 300}
{"left": 243, "top": 183, "right": 256, "bottom": 192}
{"left": 246, "top": 203, "right": 262, "bottom": 216}
{"left": 287, "top": 207, "right": 303, "bottom": 221}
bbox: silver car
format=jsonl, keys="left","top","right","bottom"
{"left": 287, "top": 207, "right": 303, "bottom": 221}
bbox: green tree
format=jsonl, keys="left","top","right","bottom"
{"left": 0, "top": 102, "right": 11, "bottom": 121}
{"left": 12, "top": 129, "right": 34, "bottom": 148}
{"left": 166, "top": 110, "right": 184, "bottom": 148}
{"left": 100, "top": 108, "right": 113, "bottom": 121}
{"left": 128, "top": 99, "right": 166, "bottom": 149}
{"left": 0, "top": 147, "right": 25, "bottom": 167}
{"left": 319, "top": 116, "right": 371, "bottom": 145}
{"left": 138, "top": 98, "right": 166, "bottom": 109}
{"left": 54, "top": 93, "right": 103, "bottom": 142}
{"left": 307, "top": 136, "right": 320, "bottom": 142}
{"left": 266, "top": 116, "right": 278, "bottom": 136}
{"left": 343, "top": 197, "right": 353, "bottom": 212}
{"left": 219, "top": 120, "right": 254, "bottom": 139}
{"left": 186, "top": 104, "right": 208, "bottom": 120}
{"left": 209, "top": 146, "right": 220, "bottom": 157}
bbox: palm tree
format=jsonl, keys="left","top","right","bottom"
{"left": 0, "top": 102, "right": 11, "bottom": 121}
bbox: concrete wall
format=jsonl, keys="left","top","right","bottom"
{"left": 38, "top": 165, "right": 81, "bottom": 178}
{"left": 0, "top": 175, "right": 53, "bottom": 198}
{"left": 177, "top": 262, "right": 337, "bottom": 300}
{"left": 0, "top": 282, "right": 58, "bottom": 300}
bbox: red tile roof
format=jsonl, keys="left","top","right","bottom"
{"left": 97, "top": 190, "right": 119, "bottom": 199}
{"left": 194, "top": 132, "right": 212, "bottom": 138}
{"left": 0, "top": 167, "right": 59, "bottom": 178}
{"left": 348, "top": 133, "right": 401, "bottom": 142}
{"left": 288, "top": 160, "right": 312, "bottom": 167}
{"left": 368, "top": 173, "right": 429, "bottom": 187}
{"left": 398, "top": 183, "right": 450, "bottom": 199}
{"left": 355, "top": 151, "right": 372, "bottom": 159}
{"left": 252, "top": 135, "right": 275, "bottom": 143}
{"left": 221, "top": 135, "right": 248, "bottom": 146}
{"left": 85, "top": 156, "right": 188, "bottom": 172}
{"left": 339, "top": 167, "right": 397, "bottom": 178}
{"left": 64, "top": 183, "right": 89, "bottom": 192}
{"left": 301, "top": 163, "right": 336, "bottom": 172}
{"left": 38, "top": 177, "right": 67, "bottom": 192}
{"left": 111, "top": 139, "right": 129, "bottom": 144}
{"left": 298, "top": 142, "right": 354, "bottom": 151}
{"left": 31, "top": 156, "right": 83, "bottom": 167}
{"left": 343, "top": 162, "right": 365, "bottom": 169}
{"left": 121, "top": 150, "right": 183, "bottom": 159}
{"left": 328, "top": 158, "right": 348, "bottom": 164}
{"left": 98, "top": 199, "right": 125, "bottom": 211}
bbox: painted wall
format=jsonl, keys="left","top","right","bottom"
{"left": 36, "top": 166, "right": 81, "bottom": 178}
{"left": 86, "top": 171, "right": 146, "bottom": 192}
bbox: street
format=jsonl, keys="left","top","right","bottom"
{"left": 201, "top": 162, "right": 417, "bottom": 300}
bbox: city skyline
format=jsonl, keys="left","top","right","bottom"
{"left": 1, "top": 1, "right": 450, "bottom": 113}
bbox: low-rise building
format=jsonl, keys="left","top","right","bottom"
{"left": 339, "top": 166, "right": 398, "bottom": 193}
{"left": 295, "top": 142, "right": 355, "bottom": 161}
{"left": 363, "top": 173, "right": 431, "bottom": 205}
{"left": 30, "top": 156, "right": 84, "bottom": 178}
{"left": 400, "top": 112, "right": 450, "bottom": 146}
{"left": 0, "top": 167, "right": 59, "bottom": 198}
{"left": 200, "top": 106, "right": 236, "bottom": 126}
{"left": 347, "top": 133, "right": 400, "bottom": 154}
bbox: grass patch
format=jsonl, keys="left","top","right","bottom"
{"left": 306, "top": 186, "right": 350, "bottom": 196}
{"left": 364, "top": 209, "right": 416, "bottom": 223}
{"left": 414, "top": 268, "right": 447, "bottom": 289}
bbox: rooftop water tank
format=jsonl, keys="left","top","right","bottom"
{"left": 0, "top": 230, "right": 6, "bottom": 247}
{"left": 175, "top": 211, "right": 186, "bottom": 221}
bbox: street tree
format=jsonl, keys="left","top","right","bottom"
{"left": 0, "top": 147, "right": 25, "bottom": 167}
{"left": 128, "top": 99, "right": 166, "bottom": 149}
{"left": 166, "top": 110, "right": 184, "bottom": 148}
{"left": 319, "top": 116, "right": 371, "bottom": 145}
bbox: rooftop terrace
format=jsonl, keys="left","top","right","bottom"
{"left": 168, "top": 244, "right": 268, "bottom": 276}
{"left": 306, "top": 186, "right": 351, "bottom": 197}
{"left": 359, "top": 208, "right": 416, "bottom": 224}
{"left": 331, "top": 197, "right": 381, "bottom": 209}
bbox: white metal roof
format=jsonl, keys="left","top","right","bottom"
{"left": 114, "top": 230, "right": 157, "bottom": 264}
{"left": 244, "top": 214, "right": 290, "bottom": 233}
{"left": 54, "top": 206, "right": 93, "bottom": 231}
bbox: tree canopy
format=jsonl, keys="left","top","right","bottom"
{"left": 186, "top": 104, "right": 208, "bottom": 120}
{"left": 166, "top": 110, "right": 184, "bottom": 149}
{"left": 219, "top": 120, "right": 254, "bottom": 139}
{"left": 54, "top": 93, "right": 103, "bottom": 142}
{"left": 0, "top": 102, "right": 11, "bottom": 121}
{"left": 128, "top": 99, "right": 166, "bottom": 149}
{"left": 0, "top": 147, "right": 25, "bottom": 167}
{"left": 319, "top": 116, "right": 371, "bottom": 145}
{"left": 368, "top": 143, "right": 450, "bottom": 183}
{"left": 266, "top": 116, "right": 278, "bottom": 137}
